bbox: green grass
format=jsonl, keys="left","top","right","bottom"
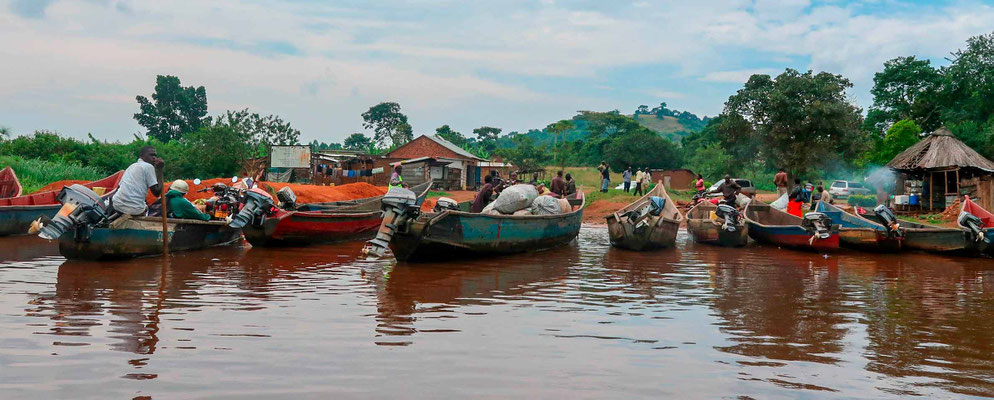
{"left": 427, "top": 190, "right": 451, "bottom": 198}
{"left": 900, "top": 214, "right": 946, "bottom": 226}
{"left": 0, "top": 155, "right": 105, "bottom": 194}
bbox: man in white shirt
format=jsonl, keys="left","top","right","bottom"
{"left": 110, "top": 146, "right": 164, "bottom": 216}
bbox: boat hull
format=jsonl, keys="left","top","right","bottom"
{"left": 901, "top": 228, "right": 971, "bottom": 254}
{"left": 608, "top": 217, "right": 679, "bottom": 251}
{"left": 0, "top": 171, "right": 124, "bottom": 236}
{"left": 604, "top": 183, "right": 683, "bottom": 251}
{"left": 243, "top": 210, "right": 383, "bottom": 247}
{"left": 746, "top": 223, "right": 840, "bottom": 251}
{"left": 0, "top": 205, "right": 60, "bottom": 236}
{"left": 815, "top": 202, "right": 902, "bottom": 252}
{"left": 58, "top": 216, "right": 241, "bottom": 260}
{"left": 390, "top": 207, "right": 583, "bottom": 262}
{"left": 687, "top": 219, "right": 749, "bottom": 247}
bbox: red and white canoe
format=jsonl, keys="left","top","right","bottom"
{"left": 0, "top": 171, "right": 124, "bottom": 236}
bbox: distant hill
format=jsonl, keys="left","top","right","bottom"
{"left": 497, "top": 103, "right": 708, "bottom": 148}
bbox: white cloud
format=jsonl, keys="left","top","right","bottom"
{"left": 0, "top": 0, "right": 993, "bottom": 143}
{"left": 701, "top": 69, "right": 780, "bottom": 83}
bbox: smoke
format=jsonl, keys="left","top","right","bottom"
{"left": 864, "top": 166, "right": 896, "bottom": 191}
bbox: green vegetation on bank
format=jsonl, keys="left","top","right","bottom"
{"left": 0, "top": 155, "right": 104, "bottom": 193}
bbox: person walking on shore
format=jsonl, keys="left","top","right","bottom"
{"left": 633, "top": 168, "right": 645, "bottom": 196}
{"left": 774, "top": 168, "right": 788, "bottom": 198}
{"left": 623, "top": 167, "right": 632, "bottom": 193}
{"left": 598, "top": 161, "right": 610, "bottom": 193}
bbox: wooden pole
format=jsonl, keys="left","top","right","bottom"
{"left": 161, "top": 187, "right": 169, "bottom": 256}
{"left": 929, "top": 172, "right": 934, "bottom": 210}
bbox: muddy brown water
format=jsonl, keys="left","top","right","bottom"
{"left": 1, "top": 227, "right": 993, "bottom": 399}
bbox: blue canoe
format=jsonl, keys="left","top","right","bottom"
{"left": 58, "top": 216, "right": 242, "bottom": 260}
{"left": 743, "top": 200, "right": 840, "bottom": 251}
{"left": 388, "top": 194, "right": 585, "bottom": 262}
{"left": 815, "top": 201, "right": 904, "bottom": 252}
{"left": 0, "top": 171, "right": 124, "bottom": 236}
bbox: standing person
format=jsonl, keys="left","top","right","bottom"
{"left": 564, "top": 173, "right": 577, "bottom": 197}
{"left": 470, "top": 175, "right": 495, "bottom": 213}
{"left": 550, "top": 170, "right": 566, "bottom": 197}
{"left": 529, "top": 172, "right": 540, "bottom": 186}
{"left": 633, "top": 168, "right": 644, "bottom": 196}
{"left": 787, "top": 178, "right": 804, "bottom": 217}
{"left": 598, "top": 162, "right": 610, "bottom": 193}
{"left": 774, "top": 168, "right": 788, "bottom": 198}
{"left": 694, "top": 174, "right": 706, "bottom": 195}
{"left": 623, "top": 167, "right": 632, "bottom": 193}
{"left": 809, "top": 183, "right": 823, "bottom": 211}
{"left": 641, "top": 168, "right": 652, "bottom": 192}
{"left": 820, "top": 185, "right": 833, "bottom": 204}
{"left": 110, "top": 146, "right": 164, "bottom": 216}
{"left": 707, "top": 175, "right": 741, "bottom": 205}
{"left": 389, "top": 164, "right": 408, "bottom": 189}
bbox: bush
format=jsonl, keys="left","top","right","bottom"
{"left": 0, "top": 155, "right": 105, "bottom": 193}
{"left": 847, "top": 194, "right": 877, "bottom": 207}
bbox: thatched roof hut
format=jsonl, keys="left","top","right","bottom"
{"left": 888, "top": 127, "right": 994, "bottom": 210}
{"left": 887, "top": 127, "right": 994, "bottom": 172}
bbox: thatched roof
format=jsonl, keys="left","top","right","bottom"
{"left": 887, "top": 127, "right": 994, "bottom": 172}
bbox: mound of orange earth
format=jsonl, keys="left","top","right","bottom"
{"left": 582, "top": 200, "right": 629, "bottom": 223}
{"left": 145, "top": 180, "right": 386, "bottom": 204}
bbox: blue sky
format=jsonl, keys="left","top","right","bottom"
{"left": 1, "top": 0, "right": 992, "bottom": 143}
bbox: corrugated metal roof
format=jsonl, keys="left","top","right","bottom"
{"left": 425, "top": 135, "right": 486, "bottom": 161}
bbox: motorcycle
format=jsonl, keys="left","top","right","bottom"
{"left": 198, "top": 177, "right": 246, "bottom": 221}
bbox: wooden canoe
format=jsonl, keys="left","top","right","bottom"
{"left": 686, "top": 202, "right": 748, "bottom": 247}
{"left": 242, "top": 182, "right": 430, "bottom": 247}
{"left": 0, "top": 166, "right": 22, "bottom": 199}
{"left": 0, "top": 171, "right": 124, "bottom": 236}
{"left": 58, "top": 215, "right": 242, "bottom": 260}
{"left": 744, "top": 200, "right": 840, "bottom": 251}
{"left": 388, "top": 193, "right": 585, "bottom": 262}
{"left": 815, "top": 201, "right": 904, "bottom": 252}
{"left": 606, "top": 182, "right": 683, "bottom": 251}
{"left": 850, "top": 207, "right": 971, "bottom": 255}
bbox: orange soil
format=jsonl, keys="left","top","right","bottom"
{"left": 582, "top": 200, "right": 629, "bottom": 223}
{"left": 29, "top": 180, "right": 89, "bottom": 194}
{"left": 422, "top": 190, "right": 479, "bottom": 211}
{"left": 145, "top": 179, "right": 387, "bottom": 204}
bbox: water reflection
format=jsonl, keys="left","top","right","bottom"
{"left": 3, "top": 227, "right": 994, "bottom": 398}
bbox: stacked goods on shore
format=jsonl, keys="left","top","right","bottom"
{"left": 482, "top": 184, "right": 572, "bottom": 216}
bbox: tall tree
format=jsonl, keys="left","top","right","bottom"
{"left": 718, "top": 69, "right": 867, "bottom": 176}
{"left": 497, "top": 134, "right": 548, "bottom": 173}
{"left": 545, "top": 119, "right": 575, "bottom": 169}
{"left": 604, "top": 130, "right": 682, "bottom": 171}
{"left": 343, "top": 133, "right": 373, "bottom": 151}
{"left": 473, "top": 126, "right": 502, "bottom": 154}
{"left": 435, "top": 124, "right": 468, "bottom": 147}
{"left": 865, "top": 56, "right": 942, "bottom": 133}
{"left": 210, "top": 109, "right": 301, "bottom": 154}
{"left": 863, "top": 119, "right": 922, "bottom": 166}
{"left": 942, "top": 31, "right": 994, "bottom": 125}
{"left": 392, "top": 122, "right": 413, "bottom": 147}
{"left": 361, "top": 102, "right": 408, "bottom": 148}
{"left": 134, "top": 75, "right": 208, "bottom": 142}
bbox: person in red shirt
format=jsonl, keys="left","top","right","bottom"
{"left": 694, "top": 174, "right": 705, "bottom": 194}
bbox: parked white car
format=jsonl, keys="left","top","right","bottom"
{"left": 829, "top": 180, "right": 870, "bottom": 198}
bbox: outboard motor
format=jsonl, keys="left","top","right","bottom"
{"left": 873, "top": 204, "right": 903, "bottom": 237}
{"left": 715, "top": 203, "right": 740, "bottom": 232}
{"left": 276, "top": 186, "right": 297, "bottom": 210}
{"left": 363, "top": 186, "right": 419, "bottom": 257}
{"left": 230, "top": 188, "right": 276, "bottom": 229}
{"left": 432, "top": 197, "right": 460, "bottom": 212}
{"left": 959, "top": 211, "right": 988, "bottom": 243}
{"left": 38, "top": 184, "right": 110, "bottom": 240}
{"left": 801, "top": 212, "right": 834, "bottom": 243}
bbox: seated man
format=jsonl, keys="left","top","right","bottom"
{"left": 110, "top": 146, "right": 164, "bottom": 216}
{"left": 166, "top": 180, "right": 210, "bottom": 221}
{"left": 470, "top": 175, "right": 496, "bottom": 213}
{"left": 708, "top": 175, "right": 741, "bottom": 206}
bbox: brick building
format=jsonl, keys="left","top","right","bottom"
{"left": 386, "top": 135, "right": 486, "bottom": 190}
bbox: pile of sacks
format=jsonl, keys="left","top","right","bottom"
{"left": 482, "top": 184, "right": 572, "bottom": 216}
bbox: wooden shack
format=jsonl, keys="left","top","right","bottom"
{"left": 887, "top": 127, "right": 994, "bottom": 211}
{"left": 649, "top": 169, "right": 696, "bottom": 190}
